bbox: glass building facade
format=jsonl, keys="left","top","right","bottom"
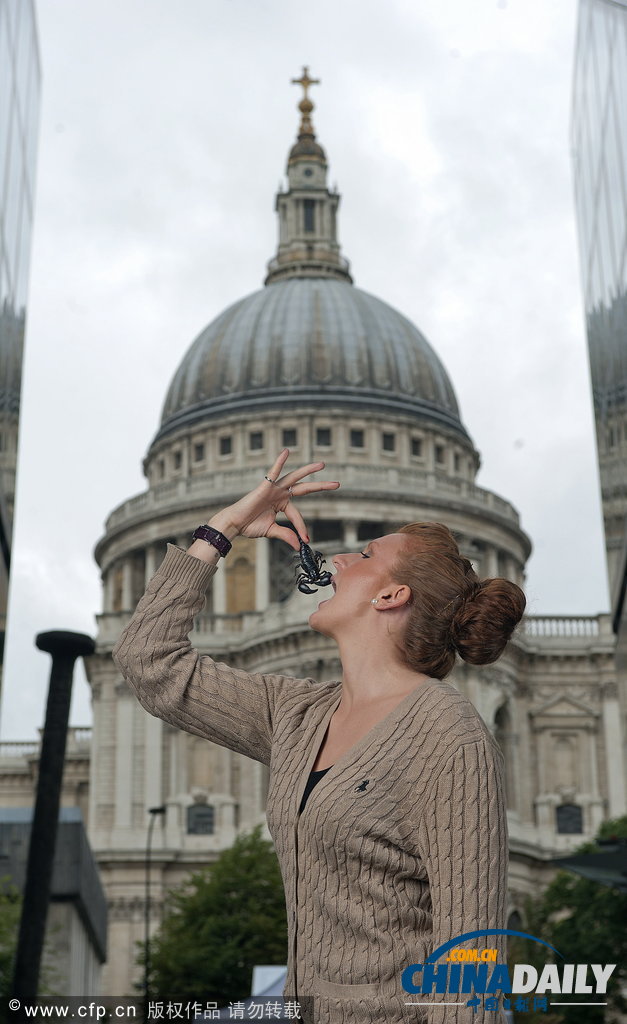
{"left": 0, "top": 0, "right": 41, "bottom": 690}
{"left": 572, "top": 0, "right": 627, "bottom": 621}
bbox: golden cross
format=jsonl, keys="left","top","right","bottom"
{"left": 291, "top": 66, "right": 320, "bottom": 101}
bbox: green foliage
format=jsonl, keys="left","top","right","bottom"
{"left": 509, "top": 817, "right": 627, "bottom": 1024}
{"left": 144, "top": 825, "right": 288, "bottom": 1006}
{"left": 0, "top": 879, "right": 62, "bottom": 1006}
{"left": 0, "top": 878, "right": 21, "bottom": 1000}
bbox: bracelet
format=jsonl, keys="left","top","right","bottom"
{"left": 192, "top": 524, "right": 232, "bottom": 558}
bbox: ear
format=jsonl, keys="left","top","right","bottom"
{"left": 373, "top": 584, "right": 412, "bottom": 610}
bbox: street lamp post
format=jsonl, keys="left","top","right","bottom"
{"left": 144, "top": 805, "right": 166, "bottom": 1015}
{"left": 12, "top": 630, "right": 95, "bottom": 1002}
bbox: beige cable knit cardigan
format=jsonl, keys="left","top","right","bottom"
{"left": 112, "top": 544, "right": 509, "bottom": 1023}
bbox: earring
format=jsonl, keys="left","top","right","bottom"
{"left": 371, "top": 598, "right": 378, "bottom": 605}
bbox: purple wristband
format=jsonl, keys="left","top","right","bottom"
{"left": 192, "top": 524, "right": 232, "bottom": 557}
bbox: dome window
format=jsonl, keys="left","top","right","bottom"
{"left": 350, "top": 429, "right": 365, "bottom": 448}
{"left": 382, "top": 432, "right": 396, "bottom": 452}
{"left": 219, "top": 436, "right": 232, "bottom": 456}
{"left": 454, "top": 453, "right": 461, "bottom": 472}
{"left": 193, "top": 442, "right": 205, "bottom": 462}
{"left": 411, "top": 437, "right": 423, "bottom": 458}
{"left": 282, "top": 428, "right": 298, "bottom": 447}
{"left": 435, "top": 444, "right": 446, "bottom": 465}
{"left": 158, "top": 458, "right": 165, "bottom": 479}
{"left": 173, "top": 451, "right": 182, "bottom": 470}
{"left": 249, "top": 431, "right": 264, "bottom": 451}
{"left": 316, "top": 427, "right": 332, "bottom": 447}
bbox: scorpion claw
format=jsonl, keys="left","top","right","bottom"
{"left": 297, "top": 582, "right": 318, "bottom": 595}
{"left": 316, "top": 573, "right": 333, "bottom": 587}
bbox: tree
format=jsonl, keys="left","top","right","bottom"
{"left": 508, "top": 817, "right": 627, "bottom": 1024}
{"left": 145, "top": 824, "right": 288, "bottom": 1006}
{"left": 0, "top": 879, "right": 62, "bottom": 1012}
{"left": 0, "top": 879, "right": 21, "bottom": 1001}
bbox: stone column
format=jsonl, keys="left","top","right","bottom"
{"left": 486, "top": 546, "right": 499, "bottom": 578}
{"left": 145, "top": 544, "right": 159, "bottom": 585}
{"left": 602, "top": 685, "right": 627, "bottom": 815}
{"left": 584, "top": 726, "right": 605, "bottom": 835}
{"left": 165, "top": 729, "right": 180, "bottom": 845}
{"left": 255, "top": 538, "right": 270, "bottom": 611}
{"left": 87, "top": 682, "right": 102, "bottom": 839}
{"left": 121, "top": 560, "right": 133, "bottom": 612}
{"left": 425, "top": 438, "right": 435, "bottom": 472}
{"left": 103, "top": 570, "right": 114, "bottom": 613}
{"left": 344, "top": 521, "right": 358, "bottom": 547}
{"left": 213, "top": 561, "right": 227, "bottom": 614}
{"left": 113, "top": 684, "right": 133, "bottom": 832}
{"left": 144, "top": 713, "right": 163, "bottom": 815}
{"left": 223, "top": 746, "right": 233, "bottom": 797}
{"left": 238, "top": 757, "right": 266, "bottom": 826}
{"left": 507, "top": 556, "right": 521, "bottom": 584}
{"left": 221, "top": 801, "right": 236, "bottom": 832}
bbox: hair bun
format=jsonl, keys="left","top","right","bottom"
{"left": 450, "top": 578, "right": 526, "bottom": 665}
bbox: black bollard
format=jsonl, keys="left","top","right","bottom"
{"left": 11, "top": 630, "right": 95, "bottom": 1001}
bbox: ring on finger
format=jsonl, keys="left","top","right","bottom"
{"left": 288, "top": 486, "right": 294, "bottom": 497}
{"left": 264, "top": 475, "right": 277, "bottom": 484}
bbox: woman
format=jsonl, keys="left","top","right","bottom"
{"left": 112, "top": 449, "right": 525, "bottom": 1023}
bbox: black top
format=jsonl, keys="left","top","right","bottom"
{"left": 299, "top": 765, "right": 333, "bottom": 814}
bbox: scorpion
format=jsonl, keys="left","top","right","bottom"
{"left": 294, "top": 532, "right": 334, "bottom": 595}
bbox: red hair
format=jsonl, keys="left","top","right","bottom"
{"left": 390, "top": 522, "right": 526, "bottom": 679}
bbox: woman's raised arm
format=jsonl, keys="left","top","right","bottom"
{"left": 112, "top": 450, "right": 339, "bottom": 764}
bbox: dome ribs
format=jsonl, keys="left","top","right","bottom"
{"left": 154, "top": 279, "right": 471, "bottom": 445}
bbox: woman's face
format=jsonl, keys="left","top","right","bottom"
{"left": 309, "top": 533, "right": 409, "bottom": 636}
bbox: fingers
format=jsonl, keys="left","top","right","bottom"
{"left": 267, "top": 522, "right": 301, "bottom": 551}
{"left": 283, "top": 501, "right": 309, "bottom": 542}
{"left": 266, "top": 448, "right": 291, "bottom": 481}
{"left": 266, "top": 450, "right": 340, "bottom": 495}
{"left": 280, "top": 460, "right": 326, "bottom": 485}
{"left": 290, "top": 481, "right": 340, "bottom": 496}
{"left": 260, "top": 452, "right": 340, "bottom": 551}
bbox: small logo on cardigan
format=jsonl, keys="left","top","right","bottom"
{"left": 354, "top": 779, "right": 370, "bottom": 792}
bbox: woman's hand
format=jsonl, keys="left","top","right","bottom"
{"left": 208, "top": 449, "right": 340, "bottom": 551}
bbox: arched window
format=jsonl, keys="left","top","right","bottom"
{"left": 226, "top": 556, "right": 255, "bottom": 614}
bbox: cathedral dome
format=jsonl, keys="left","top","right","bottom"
{"left": 156, "top": 277, "right": 469, "bottom": 444}
{"left": 153, "top": 69, "right": 471, "bottom": 449}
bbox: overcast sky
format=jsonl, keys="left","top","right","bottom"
{"left": 0, "top": 0, "right": 609, "bottom": 740}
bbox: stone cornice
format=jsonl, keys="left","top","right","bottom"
{"left": 97, "top": 465, "right": 528, "bottom": 566}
